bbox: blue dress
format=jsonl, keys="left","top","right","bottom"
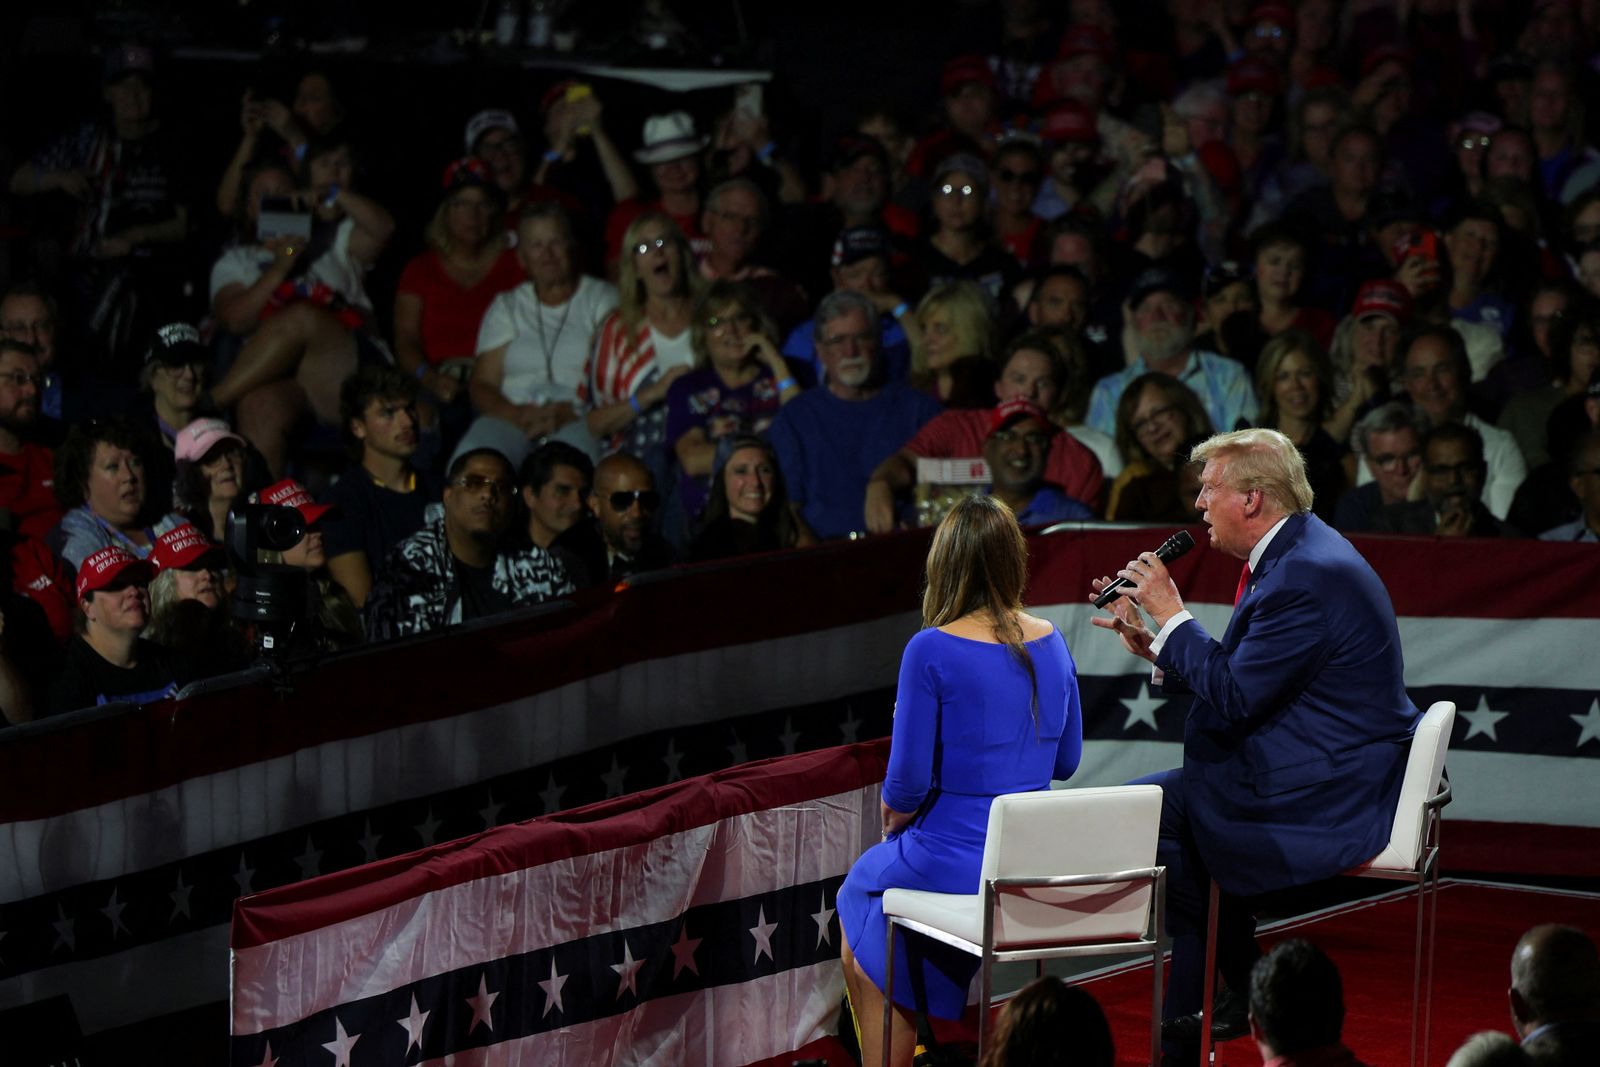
{"left": 837, "top": 625, "right": 1084, "bottom": 1018}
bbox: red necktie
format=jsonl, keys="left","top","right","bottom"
{"left": 1234, "top": 564, "right": 1252, "bottom": 606}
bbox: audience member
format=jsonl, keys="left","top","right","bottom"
{"left": 918, "top": 154, "right": 1021, "bottom": 303}
{"left": 1447, "top": 1032, "right": 1534, "bottom": 1067}
{"left": 464, "top": 201, "right": 617, "bottom": 469}
{"left": 1389, "top": 422, "right": 1514, "bottom": 537}
{"left": 171, "top": 417, "right": 260, "bottom": 544}
{"left": 254, "top": 478, "right": 363, "bottom": 650}
{"left": 0, "top": 340, "right": 62, "bottom": 541}
{"left": 49, "top": 416, "right": 184, "bottom": 570}
{"left": 688, "top": 435, "right": 814, "bottom": 562}
{"left": 1252, "top": 223, "right": 1335, "bottom": 350}
{"left": 1255, "top": 332, "right": 1347, "bottom": 519}
{"left": 1335, "top": 402, "right": 1425, "bottom": 533}
{"left": 1540, "top": 431, "right": 1600, "bottom": 543}
{"left": 1499, "top": 300, "right": 1600, "bottom": 469}
{"left": 908, "top": 280, "right": 1000, "bottom": 407}
{"left": 581, "top": 213, "right": 700, "bottom": 524}
{"left": 781, "top": 225, "right": 913, "bottom": 384}
{"left": 365, "top": 449, "right": 571, "bottom": 640}
{"left": 1508, "top": 923, "right": 1600, "bottom": 1066}
{"left": 977, "top": 975, "right": 1114, "bottom": 1067}
{"left": 867, "top": 337, "right": 1106, "bottom": 528}
{"left": 393, "top": 158, "right": 522, "bottom": 426}
{"left": 49, "top": 546, "right": 187, "bottom": 715}
{"left": 990, "top": 138, "right": 1046, "bottom": 267}
{"left": 605, "top": 111, "right": 709, "bottom": 267}
{"left": 530, "top": 81, "right": 641, "bottom": 236}
{"left": 462, "top": 107, "right": 584, "bottom": 234}
{"left": 520, "top": 441, "right": 593, "bottom": 553}
{"left": 207, "top": 146, "right": 396, "bottom": 474}
{"left": 145, "top": 522, "right": 249, "bottom": 673}
{"left": 770, "top": 291, "right": 941, "bottom": 539}
{"left": 138, "top": 323, "right": 212, "bottom": 453}
{"left": 1327, "top": 280, "right": 1410, "bottom": 446}
{"left": 570, "top": 452, "right": 677, "bottom": 584}
{"left": 1086, "top": 267, "right": 1257, "bottom": 438}
{"left": 0, "top": 284, "right": 73, "bottom": 422}
{"left": 319, "top": 368, "right": 434, "bottom": 608}
{"left": 983, "top": 399, "right": 1095, "bottom": 525}
{"left": 696, "top": 179, "right": 810, "bottom": 331}
{"left": 1247, "top": 939, "right": 1373, "bottom": 1067}
{"left": 1193, "top": 259, "right": 1264, "bottom": 367}
{"left": 1106, "top": 373, "right": 1213, "bottom": 521}
{"left": 1400, "top": 326, "right": 1526, "bottom": 518}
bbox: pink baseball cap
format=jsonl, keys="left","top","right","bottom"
{"left": 258, "top": 478, "right": 335, "bottom": 526}
{"left": 175, "top": 418, "right": 245, "bottom": 464}
{"left": 76, "top": 545, "right": 154, "bottom": 600}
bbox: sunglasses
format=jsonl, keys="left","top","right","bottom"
{"left": 608, "top": 489, "right": 660, "bottom": 512}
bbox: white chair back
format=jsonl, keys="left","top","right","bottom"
{"left": 977, "top": 784, "right": 1163, "bottom": 950}
{"left": 1384, "top": 701, "right": 1456, "bottom": 869}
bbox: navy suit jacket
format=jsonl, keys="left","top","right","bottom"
{"left": 1156, "top": 512, "right": 1420, "bottom": 897}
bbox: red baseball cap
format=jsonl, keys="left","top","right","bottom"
{"left": 76, "top": 545, "right": 154, "bottom": 601}
{"left": 988, "top": 398, "right": 1056, "bottom": 437}
{"left": 150, "top": 522, "right": 225, "bottom": 572}
{"left": 1361, "top": 43, "right": 1412, "bottom": 80}
{"left": 1248, "top": 3, "right": 1294, "bottom": 29}
{"left": 1352, "top": 279, "right": 1412, "bottom": 322}
{"left": 1040, "top": 101, "right": 1100, "bottom": 146}
{"left": 941, "top": 55, "right": 995, "bottom": 97}
{"left": 258, "top": 479, "right": 335, "bottom": 526}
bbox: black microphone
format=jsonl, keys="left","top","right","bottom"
{"left": 1092, "top": 530, "right": 1195, "bottom": 608}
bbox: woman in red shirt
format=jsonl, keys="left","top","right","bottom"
{"left": 393, "top": 158, "right": 524, "bottom": 423}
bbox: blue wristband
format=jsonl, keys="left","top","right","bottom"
{"left": 890, "top": 302, "right": 909, "bottom": 319}
{"left": 776, "top": 376, "right": 797, "bottom": 392}
{"left": 542, "top": 148, "right": 563, "bottom": 163}
{"left": 757, "top": 141, "right": 777, "bottom": 164}
{"left": 414, "top": 364, "right": 428, "bottom": 380}
{"left": 628, "top": 395, "right": 643, "bottom": 415}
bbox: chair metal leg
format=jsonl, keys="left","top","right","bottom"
{"left": 1422, "top": 834, "right": 1443, "bottom": 1067}
{"left": 1200, "top": 880, "right": 1220, "bottom": 1065}
{"left": 1408, "top": 866, "right": 1425, "bottom": 1067}
{"left": 882, "top": 919, "right": 896, "bottom": 1067}
{"left": 1152, "top": 868, "right": 1166, "bottom": 1067}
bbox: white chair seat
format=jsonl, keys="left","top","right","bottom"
{"left": 879, "top": 784, "right": 1167, "bottom": 1065}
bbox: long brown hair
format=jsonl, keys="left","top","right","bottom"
{"left": 922, "top": 495, "right": 1037, "bottom": 716}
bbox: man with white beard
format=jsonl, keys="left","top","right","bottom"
{"left": 1084, "top": 267, "right": 1257, "bottom": 437}
{"left": 768, "top": 290, "right": 941, "bottom": 539}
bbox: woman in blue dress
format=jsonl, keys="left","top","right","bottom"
{"left": 837, "top": 493, "right": 1084, "bottom": 1067}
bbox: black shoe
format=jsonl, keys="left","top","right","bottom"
{"left": 1161, "top": 987, "right": 1250, "bottom": 1044}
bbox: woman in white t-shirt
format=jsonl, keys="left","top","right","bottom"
{"left": 208, "top": 140, "right": 394, "bottom": 473}
{"left": 466, "top": 203, "right": 617, "bottom": 447}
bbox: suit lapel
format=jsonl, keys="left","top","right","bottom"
{"left": 1219, "top": 513, "right": 1310, "bottom": 649}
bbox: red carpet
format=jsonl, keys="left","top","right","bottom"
{"left": 1087, "top": 880, "right": 1600, "bottom": 1067}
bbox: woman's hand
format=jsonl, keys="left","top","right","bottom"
{"left": 1394, "top": 254, "right": 1439, "bottom": 299}
{"left": 749, "top": 334, "right": 787, "bottom": 377}
{"left": 881, "top": 800, "right": 915, "bottom": 838}
{"left": 421, "top": 368, "right": 461, "bottom": 405}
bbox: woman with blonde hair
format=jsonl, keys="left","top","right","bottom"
{"left": 908, "top": 280, "right": 999, "bottom": 408}
{"left": 837, "top": 495, "right": 1083, "bottom": 1067}
{"left": 1254, "top": 331, "right": 1346, "bottom": 518}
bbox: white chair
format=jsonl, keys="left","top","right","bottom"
{"left": 881, "top": 784, "right": 1167, "bottom": 1066}
{"left": 1196, "top": 700, "right": 1456, "bottom": 1066}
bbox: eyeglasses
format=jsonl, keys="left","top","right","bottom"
{"left": 608, "top": 489, "right": 660, "bottom": 512}
{"left": 706, "top": 312, "right": 757, "bottom": 335}
{"left": 0, "top": 371, "right": 43, "bottom": 388}
{"left": 1131, "top": 405, "right": 1179, "bottom": 435}
{"left": 936, "top": 183, "right": 978, "bottom": 199}
{"left": 995, "top": 168, "right": 1040, "bottom": 185}
{"left": 1370, "top": 449, "right": 1421, "bottom": 471}
{"left": 1458, "top": 134, "right": 1492, "bottom": 151}
{"left": 1252, "top": 24, "right": 1285, "bottom": 38}
{"left": 451, "top": 475, "right": 512, "bottom": 497}
{"left": 633, "top": 237, "right": 669, "bottom": 256}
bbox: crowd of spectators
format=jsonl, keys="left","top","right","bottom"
{"left": 7, "top": 2, "right": 1600, "bottom": 720}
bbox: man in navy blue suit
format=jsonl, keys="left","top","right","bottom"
{"left": 1091, "top": 428, "right": 1420, "bottom": 1061}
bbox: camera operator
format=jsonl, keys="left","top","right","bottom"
{"left": 249, "top": 479, "right": 363, "bottom": 651}
{"left": 365, "top": 448, "right": 572, "bottom": 641}
{"left": 48, "top": 545, "right": 189, "bottom": 715}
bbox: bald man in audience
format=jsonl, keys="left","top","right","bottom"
{"left": 1510, "top": 924, "right": 1600, "bottom": 1067}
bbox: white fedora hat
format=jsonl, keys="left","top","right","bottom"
{"left": 634, "top": 110, "right": 708, "bottom": 164}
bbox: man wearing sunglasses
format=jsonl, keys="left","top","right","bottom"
{"left": 579, "top": 452, "right": 675, "bottom": 584}
{"left": 365, "top": 448, "right": 572, "bottom": 640}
